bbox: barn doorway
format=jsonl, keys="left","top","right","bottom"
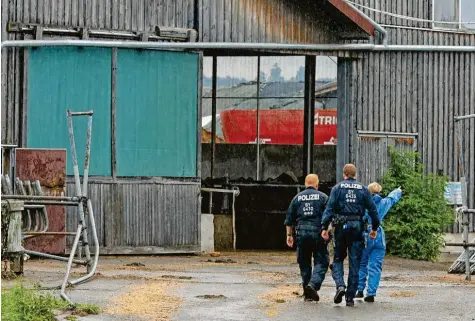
{"left": 200, "top": 55, "right": 338, "bottom": 250}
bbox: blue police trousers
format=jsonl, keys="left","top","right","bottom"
{"left": 296, "top": 232, "right": 329, "bottom": 290}
{"left": 331, "top": 224, "right": 364, "bottom": 300}
{"left": 358, "top": 233, "right": 386, "bottom": 296}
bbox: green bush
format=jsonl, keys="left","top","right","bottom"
{"left": 381, "top": 146, "right": 454, "bottom": 262}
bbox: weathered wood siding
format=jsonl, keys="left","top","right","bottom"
{"left": 337, "top": 31, "right": 475, "bottom": 232}
{"left": 65, "top": 179, "right": 201, "bottom": 253}
{"left": 340, "top": 0, "right": 475, "bottom": 233}
{"left": 198, "top": 0, "right": 342, "bottom": 43}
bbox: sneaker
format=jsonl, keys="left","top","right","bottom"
{"left": 356, "top": 291, "right": 364, "bottom": 298}
{"left": 305, "top": 284, "right": 320, "bottom": 302}
{"left": 346, "top": 299, "right": 355, "bottom": 307}
{"left": 333, "top": 286, "right": 346, "bottom": 304}
{"left": 364, "top": 296, "right": 375, "bottom": 302}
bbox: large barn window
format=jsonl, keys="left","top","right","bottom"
{"left": 201, "top": 55, "right": 337, "bottom": 182}
{"left": 433, "top": 0, "right": 475, "bottom": 30}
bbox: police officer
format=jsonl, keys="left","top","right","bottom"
{"left": 321, "top": 164, "right": 380, "bottom": 307}
{"left": 285, "top": 174, "right": 329, "bottom": 302}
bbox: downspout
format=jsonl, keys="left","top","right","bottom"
{"left": 344, "top": 0, "right": 388, "bottom": 45}
{"left": 193, "top": 0, "right": 199, "bottom": 36}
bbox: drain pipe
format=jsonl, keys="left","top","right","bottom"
{"left": 343, "top": 0, "right": 388, "bottom": 45}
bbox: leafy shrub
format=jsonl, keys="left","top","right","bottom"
{"left": 381, "top": 146, "right": 454, "bottom": 262}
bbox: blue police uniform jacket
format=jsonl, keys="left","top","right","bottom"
{"left": 321, "top": 178, "right": 380, "bottom": 231}
{"left": 363, "top": 188, "right": 402, "bottom": 247}
{"left": 284, "top": 187, "right": 329, "bottom": 232}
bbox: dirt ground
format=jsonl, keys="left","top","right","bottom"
{"left": 2, "top": 251, "right": 475, "bottom": 321}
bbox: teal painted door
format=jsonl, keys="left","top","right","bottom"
{"left": 27, "top": 47, "right": 112, "bottom": 176}
{"left": 116, "top": 49, "right": 198, "bottom": 177}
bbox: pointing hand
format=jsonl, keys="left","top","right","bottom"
{"left": 321, "top": 230, "right": 329, "bottom": 241}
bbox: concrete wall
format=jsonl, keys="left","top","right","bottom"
{"left": 213, "top": 214, "right": 233, "bottom": 251}
{"left": 201, "top": 214, "right": 214, "bottom": 253}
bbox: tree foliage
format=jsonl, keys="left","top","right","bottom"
{"left": 381, "top": 146, "right": 454, "bottom": 262}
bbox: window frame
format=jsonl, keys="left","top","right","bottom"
{"left": 432, "top": 0, "right": 475, "bottom": 31}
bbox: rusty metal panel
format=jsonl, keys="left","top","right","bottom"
{"left": 15, "top": 148, "right": 67, "bottom": 254}
{"left": 65, "top": 180, "right": 200, "bottom": 252}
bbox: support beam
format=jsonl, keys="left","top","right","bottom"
{"left": 210, "top": 56, "right": 217, "bottom": 181}
{"left": 336, "top": 59, "right": 352, "bottom": 182}
{"left": 303, "top": 56, "right": 316, "bottom": 177}
{"left": 256, "top": 56, "right": 261, "bottom": 181}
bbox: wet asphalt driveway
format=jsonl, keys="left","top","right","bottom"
{"left": 2, "top": 252, "right": 474, "bottom": 321}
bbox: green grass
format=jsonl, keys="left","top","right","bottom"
{"left": 1, "top": 283, "right": 101, "bottom": 321}
{"left": 2, "top": 283, "right": 69, "bottom": 321}
{"left": 72, "top": 303, "right": 101, "bottom": 316}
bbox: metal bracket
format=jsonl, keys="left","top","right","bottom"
{"left": 79, "top": 28, "right": 89, "bottom": 40}
{"left": 34, "top": 26, "right": 43, "bottom": 40}
{"left": 140, "top": 33, "right": 149, "bottom": 42}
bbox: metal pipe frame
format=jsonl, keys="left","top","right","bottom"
{"left": 343, "top": 0, "right": 388, "bottom": 44}
{"left": 357, "top": 130, "right": 419, "bottom": 137}
{"left": 23, "top": 232, "right": 78, "bottom": 236}
{"left": 445, "top": 242, "right": 475, "bottom": 248}
{"left": 69, "top": 198, "right": 99, "bottom": 285}
{"left": 23, "top": 204, "right": 45, "bottom": 209}
{"left": 70, "top": 111, "right": 94, "bottom": 116}
{"left": 24, "top": 249, "right": 87, "bottom": 265}
{"left": 1, "top": 40, "right": 475, "bottom": 52}
{"left": 2, "top": 195, "right": 80, "bottom": 201}
{"left": 23, "top": 201, "right": 79, "bottom": 206}
{"left": 67, "top": 109, "right": 92, "bottom": 271}
{"left": 60, "top": 224, "right": 83, "bottom": 303}
{"left": 455, "top": 114, "right": 475, "bottom": 121}
{"left": 201, "top": 187, "right": 240, "bottom": 196}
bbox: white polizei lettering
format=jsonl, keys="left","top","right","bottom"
{"left": 340, "top": 183, "right": 363, "bottom": 189}
{"left": 297, "top": 194, "right": 320, "bottom": 202}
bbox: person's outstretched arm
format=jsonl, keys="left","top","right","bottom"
{"left": 378, "top": 187, "right": 403, "bottom": 221}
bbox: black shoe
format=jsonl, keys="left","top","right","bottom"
{"left": 334, "top": 287, "right": 346, "bottom": 304}
{"left": 364, "top": 296, "right": 375, "bottom": 302}
{"left": 356, "top": 291, "right": 364, "bottom": 298}
{"left": 346, "top": 299, "right": 355, "bottom": 307}
{"left": 303, "top": 285, "right": 313, "bottom": 301}
{"left": 305, "top": 284, "right": 320, "bottom": 302}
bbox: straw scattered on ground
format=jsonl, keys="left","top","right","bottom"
{"left": 105, "top": 281, "right": 182, "bottom": 321}
{"left": 257, "top": 284, "right": 300, "bottom": 317}
{"left": 246, "top": 270, "right": 289, "bottom": 282}
{"left": 388, "top": 291, "right": 417, "bottom": 298}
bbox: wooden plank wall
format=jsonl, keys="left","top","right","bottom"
{"left": 338, "top": 30, "right": 475, "bottom": 232}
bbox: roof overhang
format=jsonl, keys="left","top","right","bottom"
{"left": 327, "top": 0, "right": 375, "bottom": 37}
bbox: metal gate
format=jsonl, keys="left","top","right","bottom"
{"left": 356, "top": 131, "right": 418, "bottom": 185}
